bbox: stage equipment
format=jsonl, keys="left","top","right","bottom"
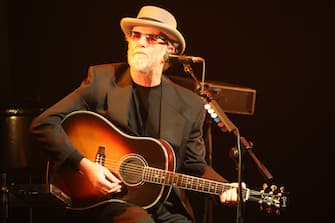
{"left": 168, "top": 75, "right": 256, "bottom": 116}
{"left": 0, "top": 108, "right": 47, "bottom": 171}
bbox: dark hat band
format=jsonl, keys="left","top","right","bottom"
{"left": 138, "top": 17, "right": 163, "bottom": 23}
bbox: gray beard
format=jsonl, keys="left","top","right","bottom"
{"left": 131, "top": 59, "right": 151, "bottom": 74}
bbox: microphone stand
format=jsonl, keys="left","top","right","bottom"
{"left": 1, "top": 173, "right": 8, "bottom": 223}
{"left": 236, "top": 137, "right": 274, "bottom": 182}
{"left": 183, "top": 63, "right": 246, "bottom": 223}
{"left": 183, "top": 61, "right": 243, "bottom": 223}
{"left": 182, "top": 62, "right": 274, "bottom": 223}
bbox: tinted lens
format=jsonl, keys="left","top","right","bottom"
{"left": 129, "top": 31, "right": 142, "bottom": 40}
{"left": 146, "top": 34, "right": 160, "bottom": 43}
{"left": 129, "top": 31, "right": 167, "bottom": 45}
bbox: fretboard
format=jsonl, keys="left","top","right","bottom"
{"left": 143, "top": 166, "right": 236, "bottom": 196}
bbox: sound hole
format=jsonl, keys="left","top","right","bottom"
{"left": 119, "top": 154, "right": 146, "bottom": 186}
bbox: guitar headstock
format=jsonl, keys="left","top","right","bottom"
{"left": 257, "top": 183, "right": 289, "bottom": 215}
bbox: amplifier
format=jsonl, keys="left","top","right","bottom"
{"left": 169, "top": 76, "right": 256, "bottom": 115}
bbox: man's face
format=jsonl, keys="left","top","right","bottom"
{"left": 127, "top": 26, "right": 170, "bottom": 73}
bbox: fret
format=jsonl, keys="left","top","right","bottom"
{"left": 203, "top": 179, "right": 209, "bottom": 192}
{"left": 153, "top": 168, "right": 158, "bottom": 182}
{"left": 183, "top": 175, "right": 187, "bottom": 188}
{"left": 210, "top": 182, "right": 216, "bottom": 193}
{"left": 166, "top": 171, "right": 173, "bottom": 185}
{"left": 155, "top": 169, "right": 162, "bottom": 183}
{"left": 149, "top": 167, "right": 154, "bottom": 182}
{"left": 192, "top": 177, "right": 198, "bottom": 190}
{"left": 161, "top": 170, "right": 168, "bottom": 184}
{"left": 163, "top": 171, "right": 168, "bottom": 184}
{"left": 217, "top": 183, "right": 224, "bottom": 194}
{"left": 176, "top": 173, "right": 182, "bottom": 186}
{"left": 180, "top": 174, "right": 186, "bottom": 188}
{"left": 144, "top": 166, "right": 151, "bottom": 182}
{"left": 142, "top": 167, "right": 147, "bottom": 181}
{"left": 197, "top": 178, "right": 205, "bottom": 191}
{"left": 171, "top": 172, "right": 178, "bottom": 186}
{"left": 185, "top": 175, "right": 192, "bottom": 188}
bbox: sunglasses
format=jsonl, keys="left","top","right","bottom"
{"left": 128, "top": 31, "right": 169, "bottom": 45}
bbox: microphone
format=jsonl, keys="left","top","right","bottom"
{"left": 167, "top": 54, "right": 204, "bottom": 63}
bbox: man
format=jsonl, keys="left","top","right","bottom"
{"left": 30, "top": 5, "right": 243, "bottom": 223}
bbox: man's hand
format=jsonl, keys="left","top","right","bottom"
{"left": 79, "top": 158, "right": 122, "bottom": 195}
{"left": 220, "top": 182, "right": 246, "bottom": 205}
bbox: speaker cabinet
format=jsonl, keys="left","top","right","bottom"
{"left": 169, "top": 76, "right": 256, "bottom": 115}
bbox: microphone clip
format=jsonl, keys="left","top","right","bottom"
{"left": 167, "top": 54, "right": 204, "bottom": 64}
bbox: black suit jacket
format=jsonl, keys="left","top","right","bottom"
{"left": 30, "top": 62, "right": 227, "bottom": 220}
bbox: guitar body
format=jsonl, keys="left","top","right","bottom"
{"left": 48, "top": 111, "right": 175, "bottom": 210}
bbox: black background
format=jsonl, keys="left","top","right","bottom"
{"left": 1, "top": 0, "right": 333, "bottom": 222}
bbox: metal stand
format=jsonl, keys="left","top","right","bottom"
{"left": 231, "top": 137, "right": 273, "bottom": 182}
{"left": 1, "top": 173, "right": 8, "bottom": 223}
{"left": 203, "top": 117, "right": 213, "bottom": 223}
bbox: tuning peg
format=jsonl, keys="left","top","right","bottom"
{"left": 262, "top": 183, "right": 268, "bottom": 190}
{"left": 275, "top": 186, "right": 285, "bottom": 197}
{"left": 280, "top": 186, "right": 285, "bottom": 193}
{"left": 270, "top": 185, "right": 277, "bottom": 191}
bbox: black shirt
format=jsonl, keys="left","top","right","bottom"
{"left": 128, "top": 82, "right": 162, "bottom": 138}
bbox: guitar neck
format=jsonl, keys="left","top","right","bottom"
{"left": 143, "top": 166, "right": 250, "bottom": 199}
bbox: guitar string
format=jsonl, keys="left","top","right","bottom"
{"left": 96, "top": 157, "right": 281, "bottom": 204}
{"left": 99, "top": 158, "right": 271, "bottom": 197}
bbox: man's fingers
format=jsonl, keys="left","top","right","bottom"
{"left": 104, "top": 169, "right": 121, "bottom": 184}
{"left": 220, "top": 182, "right": 247, "bottom": 204}
{"left": 107, "top": 184, "right": 122, "bottom": 193}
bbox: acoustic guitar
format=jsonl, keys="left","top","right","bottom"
{"left": 47, "top": 111, "right": 288, "bottom": 213}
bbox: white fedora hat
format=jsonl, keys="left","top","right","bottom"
{"left": 120, "top": 6, "right": 186, "bottom": 54}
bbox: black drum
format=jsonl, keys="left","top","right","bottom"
{"left": 0, "top": 108, "right": 47, "bottom": 183}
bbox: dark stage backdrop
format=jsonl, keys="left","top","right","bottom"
{"left": 1, "top": 0, "right": 333, "bottom": 223}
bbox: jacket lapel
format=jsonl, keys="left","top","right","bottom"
{"left": 107, "top": 68, "right": 132, "bottom": 128}
{"left": 160, "top": 77, "right": 187, "bottom": 148}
